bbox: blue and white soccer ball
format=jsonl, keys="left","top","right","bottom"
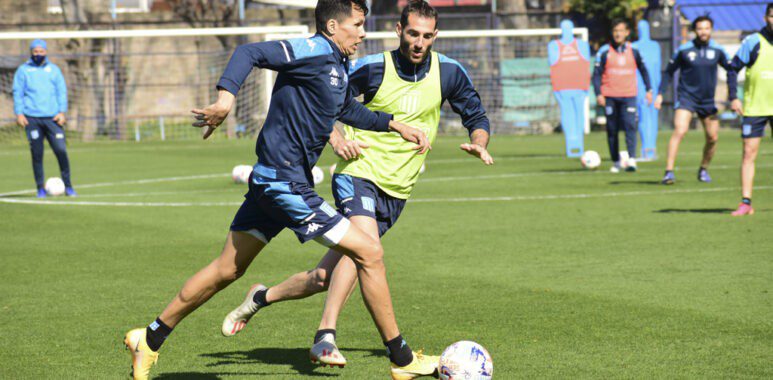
{"left": 312, "top": 166, "right": 324, "bottom": 185}
{"left": 580, "top": 150, "right": 601, "bottom": 169}
{"left": 44, "top": 177, "right": 65, "bottom": 196}
{"left": 231, "top": 165, "right": 252, "bottom": 184}
{"left": 438, "top": 341, "right": 493, "bottom": 380}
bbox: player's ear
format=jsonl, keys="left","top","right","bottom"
{"left": 326, "top": 19, "right": 338, "bottom": 36}
{"left": 395, "top": 22, "right": 402, "bottom": 38}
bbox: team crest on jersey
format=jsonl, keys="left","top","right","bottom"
{"left": 688, "top": 51, "right": 697, "bottom": 61}
{"left": 706, "top": 49, "right": 716, "bottom": 59}
{"left": 562, "top": 44, "right": 577, "bottom": 55}
{"left": 617, "top": 56, "right": 626, "bottom": 66}
{"left": 44, "top": 66, "right": 52, "bottom": 72}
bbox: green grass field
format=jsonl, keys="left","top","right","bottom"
{"left": 0, "top": 131, "right": 771, "bottom": 379}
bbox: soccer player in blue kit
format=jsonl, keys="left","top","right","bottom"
{"left": 655, "top": 15, "right": 738, "bottom": 185}
{"left": 121, "top": 1, "right": 439, "bottom": 379}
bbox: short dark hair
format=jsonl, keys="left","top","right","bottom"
{"left": 767, "top": 3, "right": 773, "bottom": 15}
{"left": 315, "top": 0, "right": 369, "bottom": 34}
{"left": 400, "top": 0, "right": 439, "bottom": 30}
{"left": 692, "top": 15, "right": 713, "bottom": 30}
{"left": 611, "top": 18, "right": 629, "bottom": 30}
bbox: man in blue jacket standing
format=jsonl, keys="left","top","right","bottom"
{"left": 13, "top": 39, "right": 76, "bottom": 197}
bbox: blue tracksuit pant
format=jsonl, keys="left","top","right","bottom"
{"left": 604, "top": 97, "right": 638, "bottom": 162}
{"left": 24, "top": 116, "right": 72, "bottom": 188}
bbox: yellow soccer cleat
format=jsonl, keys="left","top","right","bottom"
{"left": 390, "top": 350, "right": 439, "bottom": 380}
{"left": 124, "top": 328, "right": 159, "bottom": 380}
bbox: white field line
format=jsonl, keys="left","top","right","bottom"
{"left": 0, "top": 173, "right": 229, "bottom": 197}
{"left": 410, "top": 186, "right": 772, "bottom": 203}
{"left": 1, "top": 185, "right": 768, "bottom": 208}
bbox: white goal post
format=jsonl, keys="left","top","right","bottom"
{"left": 0, "top": 25, "right": 308, "bottom": 142}
{"left": 266, "top": 27, "right": 591, "bottom": 135}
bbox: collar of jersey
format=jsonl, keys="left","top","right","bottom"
{"left": 317, "top": 33, "right": 346, "bottom": 64}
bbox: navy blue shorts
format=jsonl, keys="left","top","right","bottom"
{"left": 331, "top": 174, "right": 406, "bottom": 237}
{"left": 675, "top": 97, "right": 717, "bottom": 118}
{"left": 741, "top": 116, "right": 772, "bottom": 139}
{"left": 230, "top": 172, "right": 348, "bottom": 246}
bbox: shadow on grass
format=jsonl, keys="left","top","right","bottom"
{"left": 608, "top": 180, "right": 661, "bottom": 185}
{"left": 655, "top": 208, "right": 735, "bottom": 214}
{"left": 157, "top": 347, "right": 383, "bottom": 378}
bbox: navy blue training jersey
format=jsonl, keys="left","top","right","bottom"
{"left": 217, "top": 33, "right": 393, "bottom": 185}
{"left": 658, "top": 39, "right": 738, "bottom": 103}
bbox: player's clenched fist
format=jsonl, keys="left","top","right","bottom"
{"left": 192, "top": 90, "right": 236, "bottom": 139}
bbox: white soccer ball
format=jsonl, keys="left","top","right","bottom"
{"left": 231, "top": 165, "right": 252, "bottom": 184}
{"left": 419, "top": 163, "right": 426, "bottom": 174}
{"left": 329, "top": 163, "right": 337, "bottom": 176}
{"left": 438, "top": 341, "right": 493, "bottom": 380}
{"left": 580, "top": 150, "right": 601, "bottom": 169}
{"left": 312, "top": 166, "right": 324, "bottom": 185}
{"left": 44, "top": 177, "right": 65, "bottom": 196}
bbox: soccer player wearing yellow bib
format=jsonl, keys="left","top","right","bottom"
{"left": 728, "top": 4, "right": 773, "bottom": 216}
{"left": 221, "top": 2, "right": 493, "bottom": 376}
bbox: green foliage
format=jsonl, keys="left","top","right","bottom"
{"left": 569, "top": 0, "right": 650, "bottom": 46}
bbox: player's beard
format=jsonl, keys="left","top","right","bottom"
{"left": 399, "top": 37, "right": 432, "bottom": 64}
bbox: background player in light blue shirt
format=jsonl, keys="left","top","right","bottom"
{"left": 13, "top": 39, "right": 76, "bottom": 197}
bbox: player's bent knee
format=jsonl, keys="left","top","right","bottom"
{"left": 356, "top": 241, "right": 384, "bottom": 269}
{"left": 310, "top": 267, "right": 330, "bottom": 290}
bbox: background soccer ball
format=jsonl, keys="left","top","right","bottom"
{"left": 580, "top": 150, "right": 601, "bottom": 169}
{"left": 44, "top": 177, "right": 65, "bottom": 196}
{"left": 231, "top": 165, "right": 252, "bottom": 184}
{"left": 329, "top": 163, "right": 337, "bottom": 176}
{"left": 438, "top": 341, "right": 493, "bottom": 380}
{"left": 312, "top": 166, "right": 324, "bottom": 185}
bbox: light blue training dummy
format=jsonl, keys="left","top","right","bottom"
{"left": 633, "top": 20, "right": 661, "bottom": 160}
{"left": 548, "top": 19, "right": 591, "bottom": 157}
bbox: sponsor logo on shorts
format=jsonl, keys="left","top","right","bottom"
{"left": 606, "top": 106, "right": 613, "bottom": 115}
{"left": 30, "top": 130, "right": 39, "bottom": 140}
{"left": 627, "top": 107, "right": 636, "bottom": 113}
{"left": 742, "top": 124, "right": 752, "bottom": 136}
{"left": 306, "top": 223, "right": 322, "bottom": 235}
{"left": 55, "top": 133, "right": 64, "bottom": 139}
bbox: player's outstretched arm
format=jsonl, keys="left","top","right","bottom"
{"left": 191, "top": 89, "right": 236, "bottom": 139}
{"left": 460, "top": 129, "right": 493, "bottom": 165}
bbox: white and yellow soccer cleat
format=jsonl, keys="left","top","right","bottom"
{"left": 123, "top": 328, "right": 159, "bottom": 380}
{"left": 221, "top": 283, "right": 266, "bottom": 337}
{"left": 309, "top": 334, "right": 347, "bottom": 368}
{"left": 390, "top": 350, "right": 440, "bottom": 380}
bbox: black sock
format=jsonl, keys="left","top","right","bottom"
{"left": 314, "top": 329, "right": 336, "bottom": 344}
{"left": 252, "top": 288, "right": 271, "bottom": 307}
{"left": 665, "top": 170, "right": 673, "bottom": 175}
{"left": 145, "top": 317, "right": 173, "bottom": 352}
{"left": 742, "top": 197, "right": 752, "bottom": 205}
{"left": 699, "top": 167, "right": 707, "bottom": 172}
{"left": 384, "top": 335, "right": 413, "bottom": 367}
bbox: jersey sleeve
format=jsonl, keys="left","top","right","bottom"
{"left": 439, "top": 55, "right": 490, "bottom": 135}
{"left": 632, "top": 48, "right": 651, "bottom": 91}
{"left": 216, "top": 40, "right": 310, "bottom": 96}
{"left": 730, "top": 33, "right": 760, "bottom": 72}
{"left": 716, "top": 45, "right": 739, "bottom": 101}
{"left": 12, "top": 67, "right": 25, "bottom": 115}
{"left": 54, "top": 65, "right": 68, "bottom": 113}
{"left": 592, "top": 46, "right": 608, "bottom": 96}
{"left": 348, "top": 53, "right": 384, "bottom": 101}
